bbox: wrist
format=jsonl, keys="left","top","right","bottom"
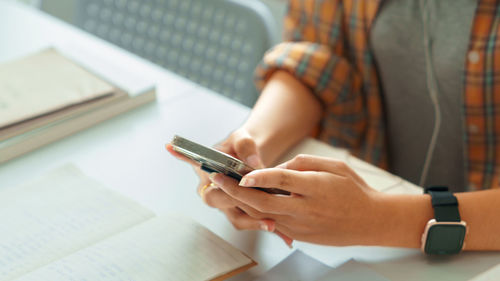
{"left": 369, "top": 192, "right": 433, "bottom": 248}
{"left": 240, "top": 71, "right": 322, "bottom": 167}
{"left": 241, "top": 122, "right": 307, "bottom": 167}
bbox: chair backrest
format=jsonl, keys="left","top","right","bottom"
{"left": 74, "top": 0, "right": 278, "bottom": 107}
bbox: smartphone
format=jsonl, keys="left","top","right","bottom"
{"left": 170, "top": 135, "right": 289, "bottom": 195}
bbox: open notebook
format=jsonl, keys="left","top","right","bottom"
{"left": 0, "top": 165, "right": 255, "bottom": 281}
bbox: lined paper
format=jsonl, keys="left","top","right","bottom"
{"left": 15, "top": 216, "right": 252, "bottom": 281}
{"left": 0, "top": 165, "right": 154, "bottom": 281}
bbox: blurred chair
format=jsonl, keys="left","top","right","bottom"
{"left": 68, "top": 0, "right": 278, "bottom": 107}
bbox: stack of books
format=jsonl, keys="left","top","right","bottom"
{"left": 0, "top": 48, "right": 156, "bottom": 163}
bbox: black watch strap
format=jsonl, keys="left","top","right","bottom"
{"left": 424, "top": 186, "right": 461, "bottom": 222}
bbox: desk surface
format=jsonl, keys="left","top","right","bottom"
{"left": 0, "top": 1, "right": 498, "bottom": 280}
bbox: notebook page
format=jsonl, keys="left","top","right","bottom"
{"left": 15, "top": 216, "right": 253, "bottom": 281}
{"left": 0, "top": 165, "right": 154, "bottom": 281}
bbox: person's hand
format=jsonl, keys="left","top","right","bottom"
{"left": 209, "top": 154, "right": 384, "bottom": 246}
{"left": 165, "top": 129, "right": 263, "bottom": 227}
{"left": 166, "top": 129, "right": 293, "bottom": 246}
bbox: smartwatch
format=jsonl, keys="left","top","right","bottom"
{"left": 421, "top": 186, "right": 467, "bottom": 255}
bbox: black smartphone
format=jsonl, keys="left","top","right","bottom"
{"left": 170, "top": 135, "right": 289, "bottom": 195}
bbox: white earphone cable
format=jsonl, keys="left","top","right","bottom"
{"left": 418, "top": 0, "right": 442, "bottom": 187}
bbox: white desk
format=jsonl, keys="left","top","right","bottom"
{"left": 1, "top": 1, "right": 499, "bottom": 280}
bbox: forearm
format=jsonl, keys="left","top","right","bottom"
{"left": 370, "top": 189, "right": 500, "bottom": 250}
{"left": 455, "top": 189, "right": 500, "bottom": 250}
{"left": 243, "top": 71, "right": 323, "bottom": 166}
{"left": 370, "top": 193, "right": 433, "bottom": 248}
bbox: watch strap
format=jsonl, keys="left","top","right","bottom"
{"left": 424, "top": 186, "right": 461, "bottom": 222}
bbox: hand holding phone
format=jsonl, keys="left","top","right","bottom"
{"left": 170, "top": 135, "right": 289, "bottom": 195}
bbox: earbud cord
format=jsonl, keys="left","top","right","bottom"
{"left": 419, "top": 0, "right": 442, "bottom": 187}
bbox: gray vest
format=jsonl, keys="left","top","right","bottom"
{"left": 370, "top": 0, "right": 477, "bottom": 192}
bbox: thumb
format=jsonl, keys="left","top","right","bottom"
{"left": 232, "top": 133, "right": 264, "bottom": 169}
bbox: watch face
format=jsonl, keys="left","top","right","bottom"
{"left": 424, "top": 224, "right": 466, "bottom": 255}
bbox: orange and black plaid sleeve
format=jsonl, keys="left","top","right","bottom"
{"left": 254, "top": 0, "right": 360, "bottom": 107}
{"left": 254, "top": 0, "right": 384, "bottom": 164}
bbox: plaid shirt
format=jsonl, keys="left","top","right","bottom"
{"left": 255, "top": 0, "right": 500, "bottom": 190}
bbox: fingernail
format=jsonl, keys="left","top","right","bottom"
{"left": 268, "top": 221, "right": 276, "bottom": 232}
{"left": 246, "top": 154, "right": 261, "bottom": 168}
{"left": 259, "top": 222, "right": 269, "bottom": 232}
{"left": 275, "top": 231, "right": 294, "bottom": 248}
{"left": 282, "top": 237, "right": 293, "bottom": 249}
{"left": 239, "top": 176, "right": 255, "bottom": 187}
{"left": 261, "top": 220, "right": 275, "bottom": 232}
{"left": 209, "top": 173, "right": 222, "bottom": 185}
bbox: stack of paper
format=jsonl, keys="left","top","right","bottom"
{"left": 254, "top": 250, "right": 500, "bottom": 281}
{"left": 0, "top": 48, "right": 156, "bottom": 163}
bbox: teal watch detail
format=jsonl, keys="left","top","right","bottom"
{"left": 421, "top": 186, "right": 467, "bottom": 255}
